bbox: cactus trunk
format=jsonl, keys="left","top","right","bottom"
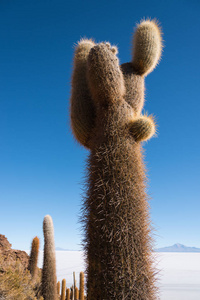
{"left": 83, "top": 108, "right": 157, "bottom": 299}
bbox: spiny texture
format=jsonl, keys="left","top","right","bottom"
{"left": 132, "top": 20, "right": 163, "bottom": 76}
{"left": 61, "top": 279, "right": 66, "bottom": 300}
{"left": 41, "top": 215, "right": 57, "bottom": 300}
{"left": 83, "top": 107, "right": 157, "bottom": 299}
{"left": 70, "top": 19, "right": 163, "bottom": 300}
{"left": 28, "top": 236, "right": 40, "bottom": 281}
{"left": 79, "top": 272, "right": 84, "bottom": 300}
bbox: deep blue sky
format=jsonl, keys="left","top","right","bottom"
{"left": 0, "top": 0, "right": 200, "bottom": 251}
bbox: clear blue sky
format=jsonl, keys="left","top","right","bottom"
{"left": 0, "top": 0, "right": 200, "bottom": 251}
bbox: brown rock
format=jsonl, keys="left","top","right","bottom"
{"left": 0, "top": 234, "right": 29, "bottom": 270}
{"left": 0, "top": 234, "right": 12, "bottom": 251}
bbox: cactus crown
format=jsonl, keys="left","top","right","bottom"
{"left": 70, "top": 19, "right": 162, "bottom": 148}
{"left": 43, "top": 215, "right": 54, "bottom": 238}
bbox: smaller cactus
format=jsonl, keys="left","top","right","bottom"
{"left": 28, "top": 236, "right": 40, "bottom": 281}
{"left": 75, "top": 287, "right": 79, "bottom": 300}
{"left": 66, "top": 288, "right": 70, "bottom": 300}
{"left": 57, "top": 281, "right": 60, "bottom": 296}
{"left": 61, "top": 279, "right": 66, "bottom": 300}
{"left": 79, "top": 272, "right": 84, "bottom": 300}
{"left": 41, "top": 215, "right": 57, "bottom": 300}
{"left": 129, "top": 115, "right": 156, "bottom": 142}
{"left": 70, "top": 285, "right": 74, "bottom": 300}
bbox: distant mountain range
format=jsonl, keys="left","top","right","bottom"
{"left": 55, "top": 247, "right": 80, "bottom": 251}
{"left": 55, "top": 243, "right": 200, "bottom": 253}
{"left": 155, "top": 243, "right": 200, "bottom": 253}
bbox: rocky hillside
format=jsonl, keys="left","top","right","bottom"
{"left": 0, "top": 234, "right": 29, "bottom": 270}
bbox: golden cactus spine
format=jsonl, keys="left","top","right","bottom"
{"left": 41, "top": 215, "right": 57, "bottom": 300}
{"left": 28, "top": 236, "right": 39, "bottom": 281}
{"left": 70, "top": 19, "right": 163, "bottom": 300}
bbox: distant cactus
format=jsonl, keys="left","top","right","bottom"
{"left": 41, "top": 215, "right": 57, "bottom": 300}
{"left": 75, "top": 286, "right": 79, "bottom": 300}
{"left": 28, "top": 236, "right": 39, "bottom": 281}
{"left": 70, "top": 20, "right": 163, "bottom": 299}
{"left": 79, "top": 272, "right": 84, "bottom": 300}
{"left": 70, "top": 285, "right": 74, "bottom": 300}
{"left": 57, "top": 281, "right": 60, "bottom": 296}
{"left": 61, "top": 279, "right": 66, "bottom": 300}
{"left": 66, "top": 288, "right": 70, "bottom": 300}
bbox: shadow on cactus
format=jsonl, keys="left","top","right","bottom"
{"left": 70, "top": 19, "right": 163, "bottom": 299}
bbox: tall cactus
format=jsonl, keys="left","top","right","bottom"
{"left": 70, "top": 20, "right": 163, "bottom": 299}
{"left": 28, "top": 236, "right": 40, "bottom": 281}
{"left": 41, "top": 215, "right": 57, "bottom": 300}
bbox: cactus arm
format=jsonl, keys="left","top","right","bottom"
{"left": 132, "top": 20, "right": 163, "bottom": 76}
{"left": 129, "top": 115, "right": 156, "bottom": 142}
{"left": 120, "top": 20, "right": 163, "bottom": 116}
{"left": 70, "top": 39, "right": 96, "bottom": 149}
